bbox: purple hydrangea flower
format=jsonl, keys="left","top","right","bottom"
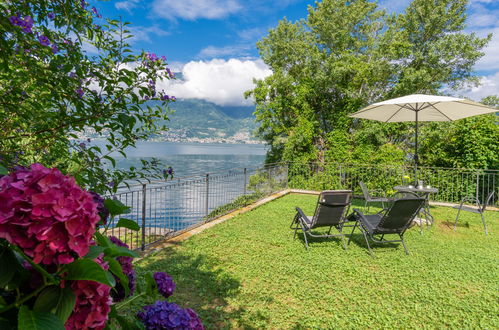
{"left": 48, "top": 12, "right": 55, "bottom": 20}
{"left": 38, "top": 35, "right": 50, "bottom": 46}
{"left": 153, "top": 272, "right": 176, "bottom": 298}
{"left": 89, "top": 191, "right": 109, "bottom": 225}
{"left": 80, "top": 0, "right": 88, "bottom": 8}
{"left": 186, "top": 309, "right": 204, "bottom": 330}
{"left": 170, "top": 96, "right": 177, "bottom": 101}
{"left": 51, "top": 44, "right": 58, "bottom": 54}
{"left": 160, "top": 95, "right": 170, "bottom": 101}
{"left": 109, "top": 236, "right": 136, "bottom": 302}
{"left": 137, "top": 301, "right": 203, "bottom": 330}
{"left": 166, "top": 68, "right": 175, "bottom": 79}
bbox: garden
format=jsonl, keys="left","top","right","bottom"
{"left": 1, "top": 0, "right": 498, "bottom": 329}
{"left": 126, "top": 194, "right": 498, "bottom": 328}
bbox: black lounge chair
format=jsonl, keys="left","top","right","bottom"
{"left": 290, "top": 190, "right": 352, "bottom": 250}
{"left": 348, "top": 192, "right": 425, "bottom": 256}
{"left": 453, "top": 191, "right": 495, "bottom": 235}
{"left": 359, "top": 181, "right": 390, "bottom": 212}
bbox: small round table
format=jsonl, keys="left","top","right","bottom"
{"left": 393, "top": 186, "right": 439, "bottom": 226}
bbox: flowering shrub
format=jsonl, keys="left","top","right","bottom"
{"left": 138, "top": 300, "right": 204, "bottom": 330}
{"left": 109, "top": 236, "right": 136, "bottom": 302}
{"left": 154, "top": 271, "right": 176, "bottom": 298}
{"left": 64, "top": 256, "right": 112, "bottom": 330}
{"left": 0, "top": 164, "right": 100, "bottom": 265}
{"left": 0, "top": 164, "right": 203, "bottom": 329}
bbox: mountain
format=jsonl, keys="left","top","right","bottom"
{"left": 149, "top": 98, "right": 261, "bottom": 143}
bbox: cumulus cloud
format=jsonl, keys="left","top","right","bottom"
{"left": 197, "top": 44, "right": 252, "bottom": 58}
{"left": 127, "top": 25, "right": 170, "bottom": 43}
{"left": 158, "top": 59, "right": 272, "bottom": 106}
{"left": 115, "top": 0, "right": 141, "bottom": 13}
{"left": 152, "top": 0, "right": 241, "bottom": 20}
{"left": 459, "top": 72, "right": 499, "bottom": 100}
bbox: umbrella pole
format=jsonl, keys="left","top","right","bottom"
{"left": 414, "top": 111, "right": 419, "bottom": 182}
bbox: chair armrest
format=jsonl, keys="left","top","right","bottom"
{"left": 295, "top": 207, "right": 307, "bottom": 221}
{"left": 369, "top": 189, "right": 387, "bottom": 198}
{"left": 458, "top": 196, "right": 482, "bottom": 209}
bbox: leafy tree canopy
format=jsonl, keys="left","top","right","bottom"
{"left": 247, "top": 0, "right": 496, "bottom": 169}
{"left": 0, "top": 0, "right": 175, "bottom": 192}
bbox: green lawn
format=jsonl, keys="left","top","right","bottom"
{"left": 129, "top": 194, "right": 499, "bottom": 329}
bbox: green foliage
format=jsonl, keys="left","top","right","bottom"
{"left": 0, "top": 0, "right": 175, "bottom": 193}
{"left": 247, "top": 0, "right": 492, "bottom": 168}
{"left": 127, "top": 194, "right": 499, "bottom": 328}
{"left": 205, "top": 192, "right": 265, "bottom": 220}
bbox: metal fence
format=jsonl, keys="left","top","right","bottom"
{"left": 106, "top": 163, "right": 288, "bottom": 250}
{"left": 106, "top": 161, "right": 498, "bottom": 250}
{"left": 287, "top": 162, "right": 499, "bottom": 206}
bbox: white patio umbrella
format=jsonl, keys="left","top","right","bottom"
{"left": 349, "top": 94, "right": 497, "bottom": 177}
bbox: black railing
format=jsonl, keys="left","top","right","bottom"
{"left": 105, "top": 161, "right": 497, "bottom": 250}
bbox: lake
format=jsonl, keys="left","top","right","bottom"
{"left": 106, "top": 141, "right": 267, "bottom": 177}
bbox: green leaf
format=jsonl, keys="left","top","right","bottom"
{"left": 105, "top": 257, "right": 129, "bottom": 297}
{"left": 105, "top": 245, "right": 139, "bottom": 258}
{"left": 115, "top": 218, "right": 140, "bottom": 231}
{"left": 0, "top": 164, "right": 8, "bottom": 175}
{"left": 64, "top": 259, "right": 115, "bottom": 287}
{"left": 84, "top": 245, "right": 105, "bottom": 259}
{"left": 17, "top": 306, "right": 65, "bottom": 330}
{"left": 104, "top": 198, "right": 131, "bottom": 217}
{"left": 33, "top": 286, "right": 76, "bottom": 323}
{"left": 94, "top": 232, "right": 112, "bottom": 248}
{"left": 144, "top": 272, "right": 156, "bottom": 296}
{"left": 53, "top": 287, "right": 76, "bottom": 323}
{"left": 0, "top": 248, "right": 16, "bottom": 287}
{"left": 33, "top": 286, "right": 61, "bottom": 313}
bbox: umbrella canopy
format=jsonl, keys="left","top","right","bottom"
{"left": 349, "top": 94, "right": 498, "bottom": 178}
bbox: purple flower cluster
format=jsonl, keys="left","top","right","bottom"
{"left": 48, "top": 12, "right": 55, "bottom": 20}
{"left": 8, "top": 14, "right": 34, "bottom": 33}
{"left": 109, "top": 236, "right": 136, "bottom": 302}
{"left": 38, "top": 35, "right": 50, "bottom": 46}
{"left": 91, "top": 6, "right": 102, "bottom": 18}
{"left": 137, "top": 301, "right": 204, "bottom": 330}
{"left": 166, "top": 68, "right": 175, "bottom": 79}
{"left": 153, "top": 272, "right": 175, "bottom": 298}
{"left": 89, "top": 191, "right": 109, "bottom": 225}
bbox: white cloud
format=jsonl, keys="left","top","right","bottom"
{"left": 459, "top": 72, "right": 499, "bottom": 100}
{"left": 115, "top": 0, "right": 141, "bottom": 13}
{"left": 127, "top": 25, "right": 170, "bottom": 43}
{"left": 198, "top": 44, "right": 251, "bottom": 58}
{"left": 152, "top": 0, "right": 241, "bottom": 20}
{"left": 158, "top": 58, "right": 272, "bottom": 106}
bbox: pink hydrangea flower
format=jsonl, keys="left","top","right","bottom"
{"left": 0, "top": 163, "right": 100, "bottom": 265}
{"left": 64, "top": 256, "right": 112, "bottom": 330}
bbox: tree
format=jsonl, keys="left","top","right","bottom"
{"left": 247, "top": 0, "right": 491, "bottom": 166}
{"left": 0, "top": 0, "right": 175, "bottom": 192}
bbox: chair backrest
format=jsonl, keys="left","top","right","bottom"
{"left": 481, "top": 191, "right": 495, "bottom": 212}
{"left": 312, "top": 190, "right": 352, "bottom": 228}
{"left": 359, "top": 181, "right": 371, "bottom": 199}
{"left": 375, "top": 197, "right": 425, "bottom": 233}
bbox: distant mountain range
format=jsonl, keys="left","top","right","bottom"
{"left": 148, "top": 98, "right": 261, "bottom": 143}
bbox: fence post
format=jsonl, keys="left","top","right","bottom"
{"left": 476, "top": 171, "right": 479, "bottom": 204}
{"left": 141, "top": 183, "right": 147, "bottom": 251}
{"left": 243, "top": 168, "right": 247, "bottom": 195}
{"left": 205, "top": 173, "right": 209, "bottom": 218}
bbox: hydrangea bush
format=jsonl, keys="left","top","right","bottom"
{"left": 0, "top": 164, "right": 203, "bottom": 329}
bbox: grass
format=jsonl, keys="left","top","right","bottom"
{"left": 126, "top": 194, "right": 499, "bottom": 329}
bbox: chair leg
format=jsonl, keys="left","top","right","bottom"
{"left": 400, "top": 235, "right": 409, "bottom": 255}
{"left": 454, "top": 207, "right": 462, "bottom": 231}
{"left": 348, "top": 221, "right": 358, "bottom": 245}
{"left": 327, "top": 226, "right": 333, "bottom": 235}
{"left": 359, "top": 227, "right": 374, "bottom": 257}
{"left": 480, "top": 212, "right": 488, "bottom": 235}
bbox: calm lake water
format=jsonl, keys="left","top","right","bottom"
{"left": 110, "top": 141, "right": 267, "bottom": 177}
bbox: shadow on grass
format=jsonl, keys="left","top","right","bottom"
{"left": 132, "top": 245, "right": 269, "bottom": 329}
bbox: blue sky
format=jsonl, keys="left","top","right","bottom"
{"left": 93, "top": 0, "right": 499, "bottom": 106}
